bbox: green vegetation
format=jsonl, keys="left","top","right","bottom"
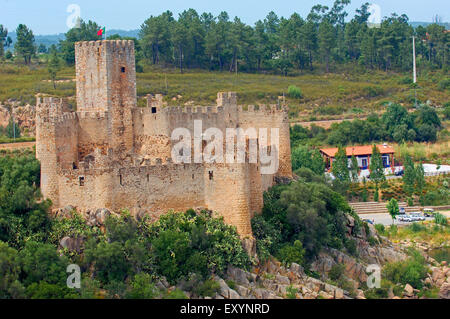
{"left": 383, "top": 249, "right": 428, "bottom": 289}
{"left": 289, "top": 104, "right": 444, "bottom": 151}
{"left": 0, "top": 150, "right": 250, "bottom": 299}
{"left": 290, "top": 145, "right": 324, "bottom": 174}
{"left": 386, "top": 198, "right": 399, "bottom": 224}
{"left": 380, "top": 222, "right": 449, "bottom": 247}
{"left": 287, "top": 85, "right": 303, "bottom": 99}
{"left": 252, "top": 167, "right": 359, "bottom": 262}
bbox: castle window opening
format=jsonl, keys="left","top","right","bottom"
{"left": 72, "top": 162, "right": 78, "bottom": 169}
{"left": 120, "top": 174, "right": 123, "bottom": 186}
{"left": 147, "top": 174, "right": 149, "bottom": 182}
{"left": 121, "top": 67, "right": 126, "bottom": 73}
{"left": 152, "top": 107, "right": 157, "bottom": 114}
{"left": 79, "top": 176, "right": 85, "bottom": 186}
{"left": 208, "top": 171, "right": 213, "bottom": 180}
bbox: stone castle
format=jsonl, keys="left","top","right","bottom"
{"left": 36, "top": 40, "right": 292, "bottom": 237}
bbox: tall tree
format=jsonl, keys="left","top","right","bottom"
{"left": 47, "top": 45, "right": 61, "bottom": 89}
{"left": 414, "top": 162, "right": 425, "bottom": 194}
{"left": 369, "top": 145, "right": 385, "bottom": 192}
{"left": 403, "top": 155, "right": 416, "bottom": 195}
{"left": 318, "top": 18, "right": 335, "bottom": 72}
{"left": 332, "top": 146, "right": 350, "bottom": 189}
{"left": 350, "top": 155, "right": 360, "bottom": 182}
{"left": 60, "top": 20, "right": 101, "bottom": 65}
{"left": 140, "top": 11, "right": 174, "bottom": 65}
{"left": 387, "top": 198, "right": 399, "bottom": 225}
{"left": 300, "top": 21, "right": 317, "bottom": 71}
{"left": 14, "top": 24, "right": 35, "bottom": 64}
{"left": 0, "top": 25, "right": 8, "bottom": 58}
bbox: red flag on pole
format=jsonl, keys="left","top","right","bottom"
{"left": 97, "top": 27, "right": 105, "bottom": 37}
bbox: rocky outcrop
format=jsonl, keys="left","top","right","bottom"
{"left": 439, "top": 283, "right": 450, "bottom": 299}
{"left": 0, "top": 102, "right": 36, "bottom": 135}
{"left": 59, "top": 236, "right": 85, "bottom": 253}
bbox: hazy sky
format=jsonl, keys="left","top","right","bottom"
{"left": 1, "top": 0, "right": 448, "bottom": 35}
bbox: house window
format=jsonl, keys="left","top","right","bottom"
{"left": 79, "top": 176, "right": 85, "bottom": 186}
{"left": 382, "top": 156, "right": 390, "bottom": 167}
{"left": 121, "top": 67, "right": 126, "bottom": 73}
{"left": 361, "top": 158, "right": 368, "bottom": 169}
{"left": 208, "top": 171, "right": 213, "bottom": 180}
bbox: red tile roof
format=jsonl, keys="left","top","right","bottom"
{"left": 320, "top": 144, "right": 395, "bottom": 157}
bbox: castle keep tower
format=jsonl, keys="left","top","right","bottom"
{"left": 75, "top": 40, "right": 136, "bottom": 157}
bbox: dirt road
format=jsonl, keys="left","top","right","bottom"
{"left": 0, "top": 141, "right": 35, "bottom": 150}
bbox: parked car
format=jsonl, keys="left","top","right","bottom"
{"left": 399, "top": 207, "right": 406, "bottom": 215}
{"left": 423, "top": 208, "right": 434, "bottom": 217}
{"left": 398, "top": 216, "right": 412, "bottom": 222}
{"left": 409, "top": 212, "right": 425, "bottom": 221}
{"left": 363, "top": 219, "right": 374, "bottom": 225}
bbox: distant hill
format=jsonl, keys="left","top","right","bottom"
{"left": 7, "top": 29, "right": 140, "bottom": 48}
{"left": 410, "top": 21, "right": 450, "bottom": 29}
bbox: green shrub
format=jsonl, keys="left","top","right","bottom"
{"left": 368, "top": 236, "right": 379, "bottom": 246}
{"left": 434, "top": 213, "right": 448, "bottom": 226}
{"left": 286, "top": 285, "right": 298, "bottom": 299}
{"left": 409, "top": 222, "right": 427, "bottom": 233}
{"left": 374, "top": 224, "right": 385, "bottom": 235}
{"left": 383, "top": 251, "right": 428, "bottom": 289}
{"left": 225, "top": 279, "right": 236, "bottom": 290}
{"left": 276, "top": 240, "right": 305, "bottom": 267}
{"left": 163, "top": 288, "right": 188, "bottom": 299}
{"left": 149, "top": 211, "right": 251, "bottom": 284}
{"left": 437, "top": 79, "right": 450, "bottom": 91}
{"left": 125, "top": 273, "right": 158, "bottom": 299}
{"left": 192, "top": 279, "right": 220, "bottom": 297}
{"left": 363, "top": 85, "right": 384, "bottom": 97}
{"left": 344, "top": 238, "right": 358, "bottom": 256}
{"left": 328, "top": 264, "right": 345, "bottom": 281}
{"left": 288, "top": 85, "right": 303, "bottom": 99}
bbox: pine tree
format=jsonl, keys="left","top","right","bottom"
{"left": 414, "top": 162, "right": 425, "bottom": 194}
{"left": 318, "top": 18, "right": 336, "bottom": 72}
{"left": 403, "top": 155, "right": 416, "bottom": 195}
{"left": 350, "top": 155, "right": 360, "bottom": 182}
{"left": 0, "top": 25, "right": 8, "bottom": 58}
{"left": 369, "top": 145, "right": 385, "bottom": 189}
{"left": 48, "top": 46, "right": 61, "bottom": 89}
{"left": 14, "top": 24, "right": 35, "bottom": 64}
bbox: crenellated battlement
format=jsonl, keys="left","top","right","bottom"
{"left": 75, "top": 39, "right": 135, "bottom": 51}
{"left": 137, "top": 95, "right": 287, "bottom": 118}
{"left": 36, "top": 96, "right": 69, "bottom": 117}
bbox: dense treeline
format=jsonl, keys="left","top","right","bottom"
{"left": 290, "top": 104, "right": 443, "bottom": 149}
{"left": 1, "top": 1, "right": 449, "bottom": 74}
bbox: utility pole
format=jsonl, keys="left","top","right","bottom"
{"left": 412, "top": 36, "right": 417, "bottom": 108}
